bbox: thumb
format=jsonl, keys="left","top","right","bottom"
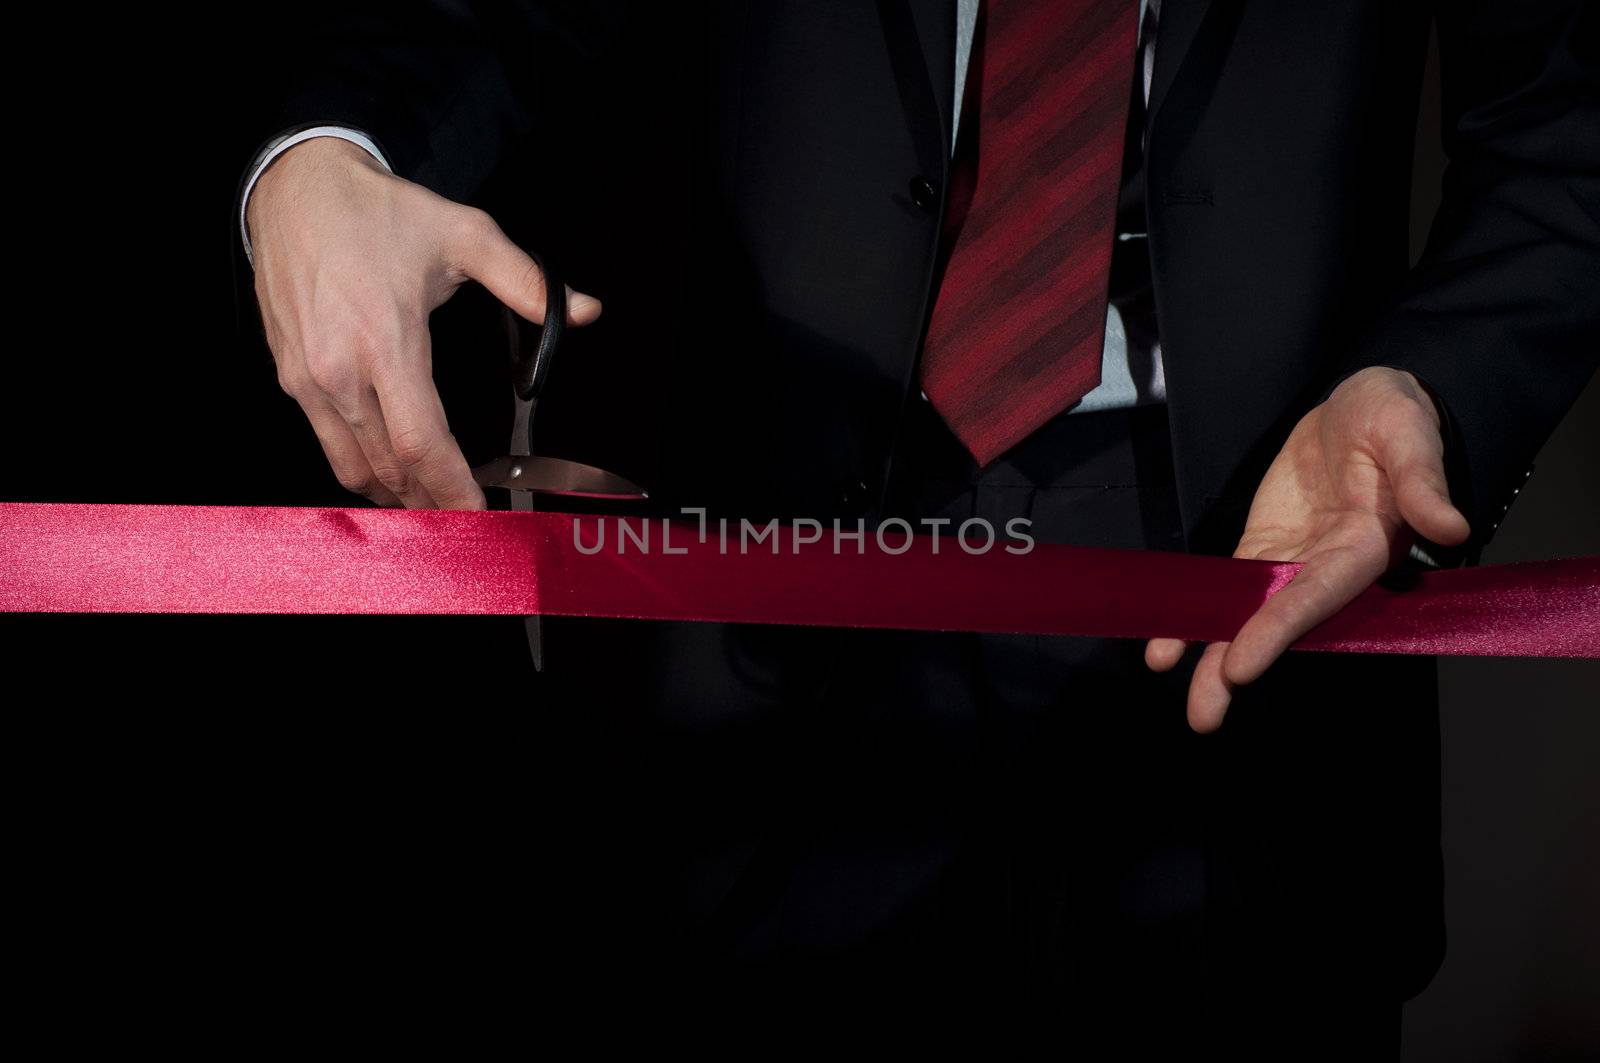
{"left": 1378, "top": 419, "right": 1471, "bottom": 547}
{"left": 452, "top": 210, "right": 602, "bottom": 326}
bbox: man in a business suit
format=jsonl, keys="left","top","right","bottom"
{"left": 238, "top": 0, "right": 1597, "bottom": 1053}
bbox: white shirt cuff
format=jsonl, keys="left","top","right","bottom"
{"left": 239, "top": 126, "right": 392, "bottom": 267}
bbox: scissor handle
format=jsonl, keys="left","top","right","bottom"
{"left": 506, "top": 249, "right": 567, "bottom": 402}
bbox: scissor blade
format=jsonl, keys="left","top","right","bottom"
{"left": 471, "top": 456, "right": 649, "bottom": 500}
{"left": 506, "top": 488, "right": 545, "bottom": 671}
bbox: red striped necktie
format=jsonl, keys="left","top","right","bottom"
{"left": 918, "top": 0, "right": 1140, "bottom": 466}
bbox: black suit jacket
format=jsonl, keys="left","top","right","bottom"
{"left": 236, "top": 1, "right": 1597, "bottom": 1005}
{"left": 243, "top": 0, "right": 1598, "bottom": 559}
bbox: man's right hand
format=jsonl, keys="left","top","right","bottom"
{"left": 247, "top": 136, "right": 602, "bottom": 509}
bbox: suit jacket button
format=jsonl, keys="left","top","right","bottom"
{"left": 909, "top": 176, "right": 939, "bottom": 212}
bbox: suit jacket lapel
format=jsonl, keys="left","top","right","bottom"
{"left": 878, "top": 0, "right": 955, "bottom": 183}
{"left": 1147, "top": 0, "right": 1214, "bottom": 126}
{"left": 906, "top": 0, "right": 956, "bottom": 146}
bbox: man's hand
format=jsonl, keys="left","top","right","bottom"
{"left": 248, "top": 136, "right": 602, "bottom": 509}
{"left": 1144, "top": 366, "right": 1471, "bottom": 732}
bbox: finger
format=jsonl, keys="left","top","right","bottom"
{"left": 1145, "top": 637, "right": 1187, "bottom": 672}
{"left": 372, "top": 336, "right": 486, "bottom": 511}
{"left": 299, "top": 392, "right": 404, "bottom": 506}
{"left": 298, "top": 330, "right": 434, "bottom": 508}
{"left": 273, "top": 340, "right": 404, "bottom": 506}
{"left": 1222, "top": 545, "right": 1387, "bottom": 688}
{"left": 1188, "top": 641, "right": 1234, "bottom": 733}
{"left": 1374, "top": 414, "right": 1470, "bottom": 546}
{"left": 452, "top": 211, "right": 602, "bottom": 326}
{"left": 343, "top": 385, "right": 438, "bottom": 509}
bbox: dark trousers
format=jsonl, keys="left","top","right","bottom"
{"left": 539, "top": 399, "right": 1418, "bottom": 1056}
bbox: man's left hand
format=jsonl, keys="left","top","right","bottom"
{"left": 1144, "top": 366, "right": 1471, "bottom": 732}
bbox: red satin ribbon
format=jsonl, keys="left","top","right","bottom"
{"left": 2, "top": 502, "right": 1596, "bottom": 657}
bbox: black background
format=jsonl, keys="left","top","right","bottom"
{"left": 2, "top": 12, "right": 1594, "bottom": 1055}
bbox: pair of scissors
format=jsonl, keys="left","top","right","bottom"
{"left": 469, "top": 252, "right": 648, "bottom": 671}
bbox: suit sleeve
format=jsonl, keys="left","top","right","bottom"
{"left": 242, "top": 2, "right": 615, "bottom": 204}
{"left": 1323, "top": 0, "right": 1599, "bottom": 563}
